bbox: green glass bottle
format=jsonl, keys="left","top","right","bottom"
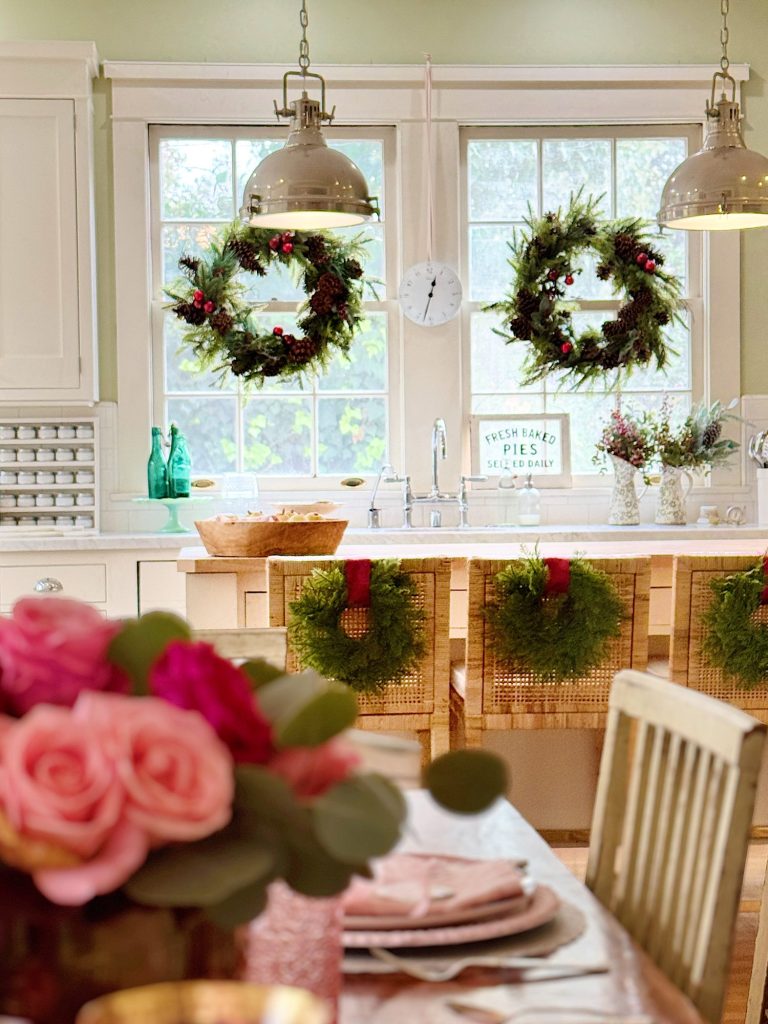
{"left": 167, "top": 423, "right": 191, "bottom": 498}
{"left": 147, "top": 426, "right": 168, "bottom": 499}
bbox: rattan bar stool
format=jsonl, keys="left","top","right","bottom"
{"left": 267, "top": 556, "right": 452, "bottom": 766}
{"left": 450, "top": 556, "right": 651, "bottom": 746}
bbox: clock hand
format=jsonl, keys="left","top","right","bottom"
{"left": 422, "top": 277, "right": 438, "bottom": 320}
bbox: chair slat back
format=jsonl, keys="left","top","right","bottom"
{"left": 267, "top": 556, "right": 451, "bottom": 716}
{"left": 464, "top": 557, "right": 650, "bottom": 729}
{"left": 587, "top": 669, "right": 765, "bottom": 1024}
{"left": 671, "top": 553, "right": 768, "bottom": 721}
{"left": 192, "top": 627, "right": 287, "bottom": 669}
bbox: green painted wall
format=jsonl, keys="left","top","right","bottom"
{"left": 4, "top": 0, "right": 768, "bottom": 395}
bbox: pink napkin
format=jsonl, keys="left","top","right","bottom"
{"left": 341, "top": 853, "right": 524, "bottom": 919}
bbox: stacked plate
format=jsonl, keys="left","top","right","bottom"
{"left": 341, "top": 853, "right": 560, "bottom": 949}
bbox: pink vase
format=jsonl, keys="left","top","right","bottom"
{"left": 239, "top": 881, "right": 343, "bottom": 1024}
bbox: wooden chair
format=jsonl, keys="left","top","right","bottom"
{"left": 192, "top": 627, "right": 287, "bottom": 669}
{"left": 268, "top": 556, "right": 452, "bottom": 765}
{"left": 451, "top": 556, "right": 651, "bottom": 745}
{"left": 747, "top": 860, "right": 768, "bottom": 1024}
{"left": 587, "top": 669, "right": 765, "bottom": 1024}
{"left": 671, "top": 554, "right": 768, "bottom": 722}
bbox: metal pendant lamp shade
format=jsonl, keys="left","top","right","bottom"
{"left": 658, "top": 97, "right": 768, "bottom": 231}
{"left": 240, "top": 97, "right": 376, "bottom": 230}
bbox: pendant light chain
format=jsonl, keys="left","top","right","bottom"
{"left": 720, "top": 0, "right": 730, "bottom": 73}
{"left": 298, "top": 0, "right": 311, "bottom": 76}
{"left": 424, "top": 54, "right": 434, "bottom": 264}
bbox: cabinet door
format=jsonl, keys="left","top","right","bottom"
{"left": 0, "top": 99, "right": 81, "bottom": 392}
{"left": 138, "top": 560, "right": 188, "bottom": 618}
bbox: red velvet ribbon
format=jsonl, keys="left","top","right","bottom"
{"left": 345, "top": 559, "right": 373, "bottom": 608}
{"left": 760, "top": 555, "right": 768, "bottom": 606}
{"left": 544, "top": 557, "right": 571, "bottom": 595}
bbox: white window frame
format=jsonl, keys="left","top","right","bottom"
{"left": 148, "top": 123, "right": 398, "bottom": 483}
{"left": 105, "top": 62, "right": 744, "bottom": 496}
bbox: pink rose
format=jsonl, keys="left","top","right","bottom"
{"left": 0, "top": 704, "right": 123, "bottom": 858}
{"left": 269, "top": 739, "right": 360, "bottom": 798}
{"left": 0, "top": 598, "right": 127, "bottom": 715}
{"left": 77, "top": 692, "right": 234, "bottom": 844}
{"left": 149, "top": 641, "right": 274, "bottom": 765}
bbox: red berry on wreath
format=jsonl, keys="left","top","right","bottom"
{"left": 548, "top": 270, "right": 558, "bottom": 281}
{"left": 281, "top": 242, "right": 294, "bottom": 254}
{"left": 560, "top": 341, "right": 573, "bottom": 354}
{"left": 193, "top": 290, "right": 204, "bottom": 302}
{"left": 644, "top": 259, "right": 656, "bottom": 273}
{"left": 268, "top": 236, "right": 280, "bottom": 251}
{"left": 281, "top": 231, "right": 294, "bottom": 242}
{"left": 193, "top": 299, "right": 202, "bottom": 309}
{"left": 565, "top": 274, "right": 574, "bottom": 286}
{"left": 636, "top": 252, "right": 648, "bottom": 265}
{"left": 203, "top": 301, "right": 214, "bottom": 314}
{"left": 272, "top": 326, "right": 284, "bottom": 336}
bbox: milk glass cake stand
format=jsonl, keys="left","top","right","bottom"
{"left": 132, "top": 496, "right": 214, "bottom": 533}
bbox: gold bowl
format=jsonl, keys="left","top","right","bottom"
{"left": 76, "top": 980, "right": 330, "bottom": 1024}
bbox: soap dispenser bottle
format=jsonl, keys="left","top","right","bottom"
{"left": 518, "top": 473, "right": 541, "bottom": 526}
{"left": 497, "top": 472, "right": 518, "bottom": 526}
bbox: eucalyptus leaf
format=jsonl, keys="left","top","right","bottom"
{"left": 425, "top": 750, "right": 508, "bottom": 814}
{"left": 125, "top": 835, "right": 274, "bottom": 908}
{"left": 205, "top": 879, "right": 270, "bottom": 929}
{"left": 240, "top": 659, "right": 285, "bottom": 690}
{"left": 312, "top": 775, "right": 403, "bottom": 864}
{"left": 108, "top": 612, "right": 191, "bottom": 693}
{"left": 257, "top": 671, "right": 358, "bottom": 748}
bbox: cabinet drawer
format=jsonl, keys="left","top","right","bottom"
{"left": 0, "top": 563, "right": 106, "bottom": 606}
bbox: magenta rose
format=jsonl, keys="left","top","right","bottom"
{"left": 149, "top": 640, "right": 274, "bottom": 764}
{"left": 77, "top": 691, "right": 234, "bottom": 844}
{"left": 269, "top": 739, "right": 361, "bottom": 798}
{"left": 0, "top": 598, "right": 127, "bottom": 715}
{"left": 0, "top": 703, "right": 124, "bottom": 858}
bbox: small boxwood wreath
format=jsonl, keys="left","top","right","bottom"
{"left": 288, "top": 560, "right": 426, "bottom": 694}
{"left": 488, "top": 192, "right": 683, "bottom": 387}
{"left": 166, "top": 225, "right": 368, "bottom": 387}
{"left": 702, "top": 558, "right": 768, "bottom": 689}
{"left": 486, "top": 554, "right": 624, "bottom": 681}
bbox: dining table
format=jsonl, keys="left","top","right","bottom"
{"left": 340, "top": 791, "right": 705, "bottom": 1024}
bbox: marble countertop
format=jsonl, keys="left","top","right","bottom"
{"left": 1, "top": 522, "right": 766, "bottom": 555}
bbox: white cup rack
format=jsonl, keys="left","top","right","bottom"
{"left": 0, "top": 417, "right": 99, "bottom": 532}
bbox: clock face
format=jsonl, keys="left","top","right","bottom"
{"left": 398, "top": 261, "right": 463, "bottom": 327}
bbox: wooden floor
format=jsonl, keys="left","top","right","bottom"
{"left": 553, "top": 841, "right": 767, "bottom": 1024}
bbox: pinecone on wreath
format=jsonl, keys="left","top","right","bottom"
{"left": 209, "top": 310, "right": 234, "bottom": 335}
{"left": 596, "top": 263, "right": 612, "bottom": 281}
{"left": 173, "top": 302, "right": 207, "bottom": 327}
{"left": 343, "top": 259, "right": 364, "bottom": 280}
{"left": 516, "top": 289, "right": 539, "bottom": 317}
{"left": 601, "top": 319, "right": 623, "bottom": 338}
{"left": 654, "top": 310, "right": 670, "bottom": 325}
{"left": 305, "top": 235, "right": 330, "bottom": 265}
{"left": 225, "top": 239, "right": 266, "bottom": 275}
{"left": 318, "top": 272, "right": 346, "bottom": 297}
{"left": 508, "top": 316, "right": 533, "bottom": 339}
{"left": 613, "top": 233, "right": 638, "bottom": 262}
{"left": 285, "top": 335, "right": 317, "bottom": 364}
{"left": 310, "top": 291, "right": 334, "bottom": 315}
{"left": 179, "top": 256, "right": 200, "bottom": 275}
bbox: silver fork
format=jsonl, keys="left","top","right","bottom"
{"left": 369, "top": 945, "right": 609, "bottom": 982}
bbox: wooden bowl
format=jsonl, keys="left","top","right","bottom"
{"left": 195, "top": 518, "right": 348, "bottom": 557}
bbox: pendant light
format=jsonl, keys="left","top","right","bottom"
{"left": 239, "top": 0, "right": 378, "bottom": 230}
{"left": 658, "top": 0, "right": 768, "bottom": 231}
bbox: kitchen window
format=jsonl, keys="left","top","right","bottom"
{"left": 149, "top": 125, "right": 398, "bottom": 478}
{"left": 462, "top": 125, "right": 703, "bottom": 479}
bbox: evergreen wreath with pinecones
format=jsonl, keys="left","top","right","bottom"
{"left": 488, "top": 192, "right": 683, "bottom": 387}
{"left": 166, "top": 225, "right": 369, "bottom": 386}
{"left": 486, "top": 554, "right": 625, "bottom": 681}
{"left": 701, "top": 557, "right": 768, "bottom": 690}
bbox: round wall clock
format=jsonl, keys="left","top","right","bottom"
{"left": 398, "top": 261, "right": 463, "bottom": 327}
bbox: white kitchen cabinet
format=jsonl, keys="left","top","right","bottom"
{"left": 0, "top": 43, "right": 98, "bottom": 403}
{"left": 138, "top": 560, "right": 187, "bottom": 618}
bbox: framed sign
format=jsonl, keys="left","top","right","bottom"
{"left": 470, "top": 413, "right": 571, "bottom": 487}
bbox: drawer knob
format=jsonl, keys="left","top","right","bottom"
{"left": 34, "top": 577, "right": 64, "bottom": 594}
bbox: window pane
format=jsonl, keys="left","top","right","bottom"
{"left": 616, "top": 137, "right": 687, "bottom": 220}
{"left": 542, "top": 139, "right": 611, "bottom": 215}
{"left": 471, "top": 312, "right": 542, "bottom": 395}
{"left": 619, "top": 315, "right": 691, "bottom": 391}
{"left": 164, "top": 313, "right": 229, "bottom": 393}
{"left": 317, "top": 397, "right": 387, "bottom": 475}
{"left": 162, "top": 224, "right": 224, "bottom": 286}
{"left": 472, "top": 393, "right": 544, "bottom": 415}
{"left": 319, "top": 314, "right": 387, "bottom": 392}
{"left": 160, "top": 140, "right": 233, "bottom": 220}
{"left": 545, "top": 392, "right": 616, "bottom": 474}
{"left": 166, "top": 397, "right": 237, "bottom": 474}
{"left": 243, "top": 397, "right": 312, "bottom": 475}
{"left": 469, "top": 224, "right": 517, "bottom": 302}
{"left": 468, "top": 140, "right": 538, "bottom": 221}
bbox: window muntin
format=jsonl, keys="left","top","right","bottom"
{"left": 463, "top": 126, "right": 702, "bottom": 477}
{"left": 150, "top": 127, "right": 393, "bottom": 479}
